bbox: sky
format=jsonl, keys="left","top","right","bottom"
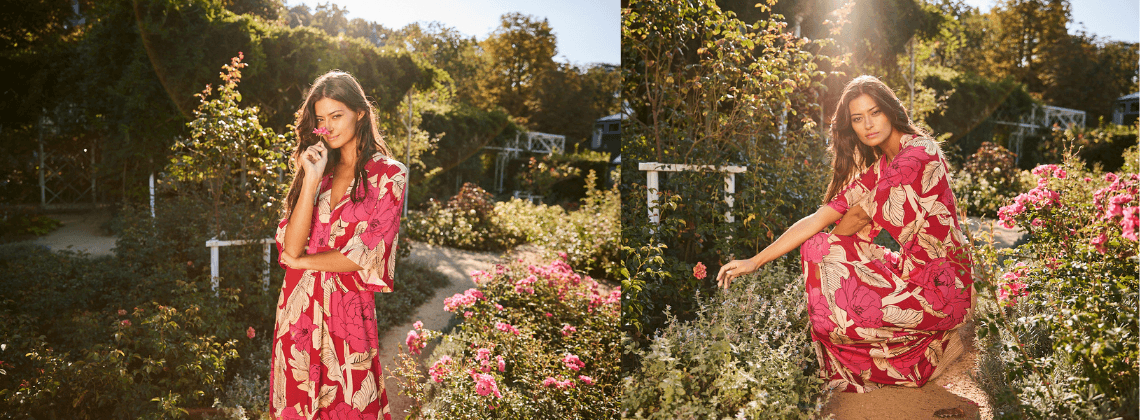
{"left": 284, "top": 0, "right": 621, "bottom": 66}
{"left": 961, "top": 0, "right": 1139, "bottom": 43}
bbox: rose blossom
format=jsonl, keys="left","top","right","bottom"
{"left": 430, "top": 356, "right": 453, "bottom": 383}
{"left": 562, "top": 354, "right": 585, "bottom": 371}
{"left": 120, "top": 319, "right": 131, "bottom": 327}
{"left": 472, "top": 373, "right": 502, "bottom": 398}
{"left": 495, "top": 322, "right": 521, "bottom": 335}
{"left": 835, "top": 276, "right": 883, "bottom": 328}
{"left": 1091, "top": 232, "right": 1108, "bottom": 253}
{"left": 496, "top": 355, "right": 506, "bottom": 372}
{"left": 692, "top": 262, "right": 707, "bottom": 280}
{"left": 413, "top": 320, "right": 424, "bottom": 330}
{"left": 1122, "top": 207, "right": 1139, "bottom": 242}
{"left": 247, "top": 327, "right": 256, "bottom": 339}
{"left": 801, "top": 232, "right": 830, "bottom": 264}
{"left": 578, "top": 375, "right": 595, "bottom": 385}
{"left": 561, "top": 324, "right": 577, "bottom": 337}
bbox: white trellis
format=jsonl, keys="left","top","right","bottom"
{"left": 483, "top": 131, "right": 566, "bottom": 193}
{"left": 207, "top": 237, "right": 274, "bottom": 293}
{"left": 637, "top": 162, "right": 747, "bottom": 224}
{"left": 994, "top": 104, "right": 1086, "bottom": 164}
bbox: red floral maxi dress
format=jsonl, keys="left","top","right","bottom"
{"left": 270, "top": 153, "right": 407, "bottom": 419}
{"left": 800, "top": 134, "right": 973, "bottom": 393}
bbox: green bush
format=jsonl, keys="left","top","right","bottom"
{"left": 0, "top": 212, "right": 61, "bottom": 242}
{"left": 391, "top": 256, "right": 620, "bottom": 419}
{"left": 970, "top": 152, "right": 1138, "bottom": 419}
{"left": 951, "top": 141, "right": 1025, "bottom": 217}
{"left": 495, "top": 170, "right": 621, "bottom": 279}
{"left": 405, "top": 183, "right": 525, "bottom": 251}
{"left": 622, "top": 262, "right": 823, "bottom": 419}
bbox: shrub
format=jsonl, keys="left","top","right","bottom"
{"left": 970, "top": 152, "right": 1138, "bottom": 419}
{"left": 495, "top": 170, "right": 621, "bottom": 279}
{"left": 951, "top": 142, "right": 1024, "bottom": 217}
{"left": 0, "top": 212, "right": 61, "bottom": 242}
{"left": 622, "top": 262, "right": 823, "bottom": 419}
{"left": 517, "top": 155, "right": 582, "bottom": 197}
{"left": 391, "top": 256, "right": 621, "bottom": 419}
{"left": 405, "top": 183, "right": 525, "bottom": 252}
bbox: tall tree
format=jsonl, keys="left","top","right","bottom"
{"left": 477, "top": 12, "right": 557, "bottom": 126}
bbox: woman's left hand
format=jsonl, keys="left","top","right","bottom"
{"left": 279, "top": 252, "right": 306, "bottom": 270}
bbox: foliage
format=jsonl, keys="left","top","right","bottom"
{"left": 969, "top": 153, "right": 1138, "bottom": 419}
{"left": 621, "top": 0, "right": 833, "bottom": 340}
{"left": 516, "top": 155, "right": 582, "bottom": 198}
{"left": 495, "top": 170, "right": 621, "bottom": 279}
{"left": 391, "top": 256, "right": 621, "bottom": 419}
{"left": 0, "top": 212, "right": 61, "bottom": 242}
{"left": 950, "top": 141, "right": 1024, "bottom": 217}
{"left": 622, "top": 262, "right": 823, "bottom": 419}
{"left": 405, "top": 183, "right": 524, "bottom": 252}
{"left": 1038, "top": 123, "right": 1140, "bottom": 174}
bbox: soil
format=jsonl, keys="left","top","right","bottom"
{"left": 818, "top": 217, "right": 1025, "bottom": 420}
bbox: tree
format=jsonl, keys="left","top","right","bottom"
{"left": 476, "top": 12, "right": 557, "bottom": 126}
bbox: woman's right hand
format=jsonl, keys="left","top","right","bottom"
{"left": 299, "top": 141, "right": 328, "bottom": 182}
{"left": 717, "top": 257, "right": 761, "bottom": 290}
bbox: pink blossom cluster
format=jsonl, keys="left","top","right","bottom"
{"left": 578, "top": 375, "right": 594, "bottom": 385}
{"left": 561, "top": 353, "right": 585, "bottom": 371}
{"left": 406, "top": 320, "right": 428, "bottom": 355}
{"left": 542, "top": 376, "right": 575, "bottom": 389}
{"left": 429, "top": 356, "right": 453, "bottom": 383}
{"left": 514, "top": 275, "right": 537, "bottom": 295}
{"left": 495, "top": 322, "right": 521, "bottom": 335}
{"left": 561, "top": 324, "right": 577, "bottom": 337}
{"left": 469, "top": 270, "right": 491, "bottom": 285}
{"left": 692, "top": 262, "right": 707, "bottom": 280}
{"left": 443, "top": 288, "right": 484, "bottom": 312}
{"left": 997, "top": 263, "right": 1029, "bottom": 307}
{"left": 997, "top": 165, "right": 1066, "bottom": 228}
{"left": 471, "top": 372, "right": 502, "bottom": 398}
{"left": 1092, "top": 172, "right": 1139, "bottom": 244}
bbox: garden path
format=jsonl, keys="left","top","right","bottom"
{"left": 29, "top": 209, "right": 116, "bottom": 256}
{"left": 819, "top": 217, "right": 1026, "bottom": 420}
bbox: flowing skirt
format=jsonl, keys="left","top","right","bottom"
{"left": 800, "top": 232, "right": 970, "bottom": 393}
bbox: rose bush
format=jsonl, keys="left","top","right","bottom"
{"left": 970, "top": 149, "right": 1138, "bottom": 419}
{"left": 391, "top": 255, "right": 620, "bottom": 419}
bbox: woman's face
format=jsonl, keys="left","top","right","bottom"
{"left": 848, "top": 93, "right": 894, "bottom": 150}
{"left": 314, "top": 97, "right": 364, "bottom": 151}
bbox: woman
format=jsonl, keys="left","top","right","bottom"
{"left": 271, "top": 71, "right": 407, "bottom": 419}
{"left": 716, "top": 75, "right": 972, "bottom": 393}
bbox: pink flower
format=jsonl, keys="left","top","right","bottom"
{"left": 117, "top": 309, "right": 127, "bottom": 316}
{"left": 1108, "top": 194, "right": 1133, "bottom": 219}
{"left": 835, "top": 276, "right": 883, "bottom": 328}
{"left": 578, "top": 375, "right": 595, "bottom": 385}
{"left": 495, "top": 304, "right": 504, "bottom": 311}
{"left": 692, "top": 262, "right": 707, "bottom": 280}
{"left": 430, "top": 356, "right": 453, "bottom": 383}
{"left": 542, "top": 377, "right": 558, "bottom": 387}
{"left": 800, "top": 232, "right": 830, "bottom": 264}
{"left": 247, "top": 327, "right": 256, "bottom": 339}
{"left": 413, "top": 320, "right": 424, "bottom": 330}
{"left": 1122, "top": 206, "right": 1139, "bottom": 242}
{"left": 444, "top": 289, "right": 484, "bottom": 312}
{"left": 1036, "top": 177, "right": 1049, "bottom": 188}
{"left": 561, "top": 324, "right": 577, "bottom": 337}
{"left": 495, "top": 322, "right": 521, "bottom": 335}
{"left": 544, "top": 312, "right": 553, "bottom": 318}
{"left": 309, "top": 363, "right": 321, "bottom": 383}
{"left": 1030, "top": 218, "right": 1043, "bottom": 228}
{"left": 561, "top": 354, "right": 585, "bottom": 371}
{"left": 406, "top": 330, "right": 424, "bottom": 355}
{"left": 120, "top": 319, "right": 131, "bottom": 327}
{"left": 558, "top": 251, "right": 568, "bottom": 260}
{"left": 1105, "top": 173, "right": 1119, "bottom": 183}
{"left": 319, "top": 402, "right": 362, "bottom": 420}
{"left": 476, "top": 348, "right": 492, "bottom": 362}
{"left": 313, "top": 127, "right": 330, "bottom": 136}
{"left": 1032, "top": 164, "right": 1057, "bottom": 177}
{"left": 1084, "top": 177, "right": 1092, "bottom": 182}
{"left": 496, "top": 355, "right": 506, "bottom": 372}
{"left": 464, "top": 311, "right": 474, "bottom": 318}
{"left": 472, "top": 373, "right": 502, "bottom": 398}
{"left": 1091, "top": 232, "right": 1108, "bottom": 253}
{"left": 998, "top": 282, "right": 1027, "bottom": 307}
{"left": 1054, "top": 168, "right": 1067, "bottom": 179}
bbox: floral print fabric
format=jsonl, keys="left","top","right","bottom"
{"left": 270, "top": 154, "right": 407, "bottom": 419}
{"left": 804, "top": 135, "right": 972, "bottom": 393}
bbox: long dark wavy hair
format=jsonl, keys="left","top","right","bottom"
{"left": 823, "top": 75, "right": 927, "bottom": 204}
{"left": 283, "top": 71, "right": 393, "bottom": 218}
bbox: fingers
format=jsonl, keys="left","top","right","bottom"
{"left": 717, "top": 262, "right": 735, "bottom": 289}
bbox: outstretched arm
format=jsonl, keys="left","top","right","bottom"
{"left": 717, "top": 205, "right": 848, "bottom": 289}
{"left": 280, "top": 250, "right": 363, "bottom": 272}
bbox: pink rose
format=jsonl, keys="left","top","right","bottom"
{"left": 1030, "top": 218, "right": 1043, "bottom": 228}
{"left": 359, "top": 194, "right": 401, "bottom": 249}
{"left": 120, "top": 319, "right": 131, "bottom": 327}
{"left": 1122, "top": 207, "right": 1139, "bottom": 242}
{"left": 496, "top": 355, "right": 506, "bottom": 372}
{"left": 473, "top": 373, "right": 502, "bottom": 398}
{"left": 247, "top": 326, "right": 256, "bottom": 339}
{"left": 413, "top": 320, "right": 424, "bottom": 330}
{"left": 1091, "top": 232, "right": 1108, "bottom": 253}
{"left": 800, "top": 232, "right": 830, "bottom": 264}
{"left": 692, "top": 262, "right": 707, "bottom": 280}
{"left": 911, "top": 259, "right": 959, "bottom": 312}
{"left": 561, "top": 324, "right": 577, "bottom": 336}
{"left": 835, "top": 276, "right": 883, "bottom": 328}
{"left": 309, "top": 363, "right": 322, "bottom": 383}
{"left": 561, "top": 354, "right": 585, "bottom": 371}
{"left": 578, "top": 375, "right": 595, "bottom": 385}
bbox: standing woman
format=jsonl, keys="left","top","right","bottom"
{"left": 271, "top": 71, "right": 407, "bottom": 419}
{"left": 717, "top": 75, "right": 972, "bottom": 392}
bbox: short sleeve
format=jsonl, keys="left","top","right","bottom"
{"left": 331, "top": 156, "right": 408, "bottom": 293}
{"left": 274, "top": 218, "right": 289, "bottom": 269}
{"left": 868, "top": 137, "right": 944, "bottom": 240}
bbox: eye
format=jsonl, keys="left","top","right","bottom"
{"left": 872, "top": 110, "right": 881, "bottom": 116}
{"left": 852, "top": 117, "right": 861, "bottom": 123}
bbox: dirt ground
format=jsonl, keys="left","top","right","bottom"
{"left": 818, "top": 217, "right": 1025, "bottom": 420}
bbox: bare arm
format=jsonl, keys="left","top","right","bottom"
{"left": 717, "top": 205, "right": 847, "bottom": 289}
{"left": 282, "top": 142, "right": 328, "bottom": 258}
{"left": 279, "top": 250, "right": 364, "bottom": 272}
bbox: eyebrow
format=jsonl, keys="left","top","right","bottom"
{"left": 850, "top": 106, "right": 878, "bottom": 117}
